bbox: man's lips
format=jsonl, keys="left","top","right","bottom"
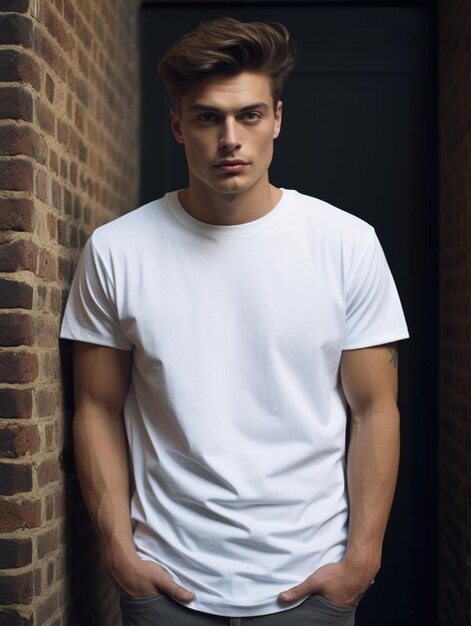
{"left": 214, "top": 160, "right": 249, "bottom": 172}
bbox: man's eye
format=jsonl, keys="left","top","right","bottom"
{"left": 243, "top": 111, "right": 262, "bottom": 121}
{"left": 197, "top": 113, "right": 217, "bottom": 122}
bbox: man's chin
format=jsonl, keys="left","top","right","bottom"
{"left": 211, "top": 177, "right": 256, "bottom": 195}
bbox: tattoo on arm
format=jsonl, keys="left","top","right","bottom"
{"left": 387, "top": 344, "right": 398, "bottom": 370}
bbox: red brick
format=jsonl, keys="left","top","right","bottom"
{"left": 0, "top": 240, "right": 37, "bottom": 273}
{"left": 69, "top": 224, "right": 78, "bottom": 248}
{"left": 47, "top": 213, "right": 57, "bottom": 239}
{"left": 0, "top": 537, "right": 32, "bottom": 568}
{"left": 84, "top": 205, "right": 92, "bottom": 226}
{"left": 51, "top": 180, "right": 62, "bottom": 210}
{"left": 53, "top": 13, "right": 74, "bottom": 58}
{"left": 60, "top": 158, "right": 68, "bottom": 180}
{"left": 80, "top": 0, "right": 92, "bottom": 24}
{"left": 0, "top": 498, "right": 41, "bottom": 533}
{"left": 64, "top": 0, "right": 75, "bottom": 28}
{"left": 45, "top": 424, "right": 55, "bottom": 451}
{"left": 33, "top": 568, "right": 41, "bottom": 597}
{"left": 50, "top": 288, "right": 61, "bottom": 315}
{"left": 92, "top": 10, "right": 104, "bottom": 42}
{"left": 36, "top": 589, "right": 59, "bottom": 625}
{"left": 35, "top": 99, "right": 55, "bottom": 137}
{"left": 0, "top": 609, "right": 33, "bottom": 626}
{"left": 56, "top": 118, "right": 69, "bottom": 147}
{"left": 0, "top": 125, "right": 47, "bottom": 165}
{"left": 0, "top": 313, "right": 34, "bottom": 346}
{"left": 45, "top": 496, "right": 53, "bottom": 522}
{"left": 0, "top": 279, "right": 33, "bottom": 309}
{"left": 0, "top": 571, "right": 34, "bottom": 604}
{"left": 0, "top": 462, "right": 32, "bottom": 495}
{"left": 63, "top": 188, "right": 73, "bottom": 214}
{"left": 75, "top": 101, "right": 84, "bottom": 133}
{"left": 68, "top": 127, "right": 78, "bottom": 156}
{"left": 49, "top": 150, "right": 59, "bottom": 176}
{"left": 0, "top": 86, "right": 33, "bottom": 122}
{"left": 45, "top": 73, "right": 55, "bottom": 104}
{"left": 78, "top": 138, "right": 87, "bottom": 164}
{"left": 0, "top": 388, "right": 33, "bottom": 419}
{"left": 37, "top": 527, "right": 59, "bottom": 559}
{"left": 0, "top": 0, "right": 29, "bottom": 10}
{"left": 0, "top": 198, "right": 34, "bottom": 232}
{"left": 36, "top": 319, "right": 57, "bottom": 348}
{"left": 57, "top": 219, "right": 67, "bottom": 246}
{"left": 36, "top": 285, "right": 47, "bottom": 310}
{"left": 36, "top": 456, "right": 60, "bottom": 487}
{"left": 37, "top": 249, "right": 57, "bottom": 280}
{"left": 0, "top": 351, "right": 38, "bottom": 383}
{"left": 69, "top": 161, "right": 77, "bottom": 187}
{"left": 35, "top": 169, "right": 48, "bottom": 203}
{"left": 58, "top": 257, "right": 70, "bottom": 281}
{"left": 73, "top": 195, "right": 82, "bottom": 220}
{"left": 66, "top": 92, "right": 73, "bottom": 119}
{"left": 0, "top": 50, "right": 40, "bottom": 92}
{"left": 0, "top": 158, "right": 33, "bottom": 192}
{"left": 54, "top": 490, "right": 65, "bottom": 520}
{"left": 0, "top": 425, "right": 40, "bottom": 458}
{"left": 43, "top": 351, "right": 62, "bottom": 383}
{"left": 33, "top": 30, "right": 63, "bottom": 80}
{"left": 47, "top": 560, "right": 54, "bottom": 585}
{"left": 77, "top": 48, "right": 89, "bottom": 78}
{"left": 0, "top": 14, "right": 33, "bottom": 48}
{"left": 75, "top": 12, "right": 92, "bottom": 51}
{"left": 75, "top": 77, "right": 89, "bottom": 107}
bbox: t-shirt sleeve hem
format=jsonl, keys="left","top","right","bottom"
{"left": 59, "top": 326, "right": 133, "bottom": 350}
{"left": 342, "top": 327, "right": 410, "bottom": 350}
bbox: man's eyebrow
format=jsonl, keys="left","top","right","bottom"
{"left": 190, "top": 102, "right": 270, "bottom": 112}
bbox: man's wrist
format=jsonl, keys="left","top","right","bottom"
{"left": 99, "top": 535, "right": 140, "bottom": 572}
{"left": 342, "top": 546, "right": 381, "bottom": 581}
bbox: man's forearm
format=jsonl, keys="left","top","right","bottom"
{"left": 344, "top": 405, "right": 400, "bottom": 574}
{"left": 73, "top": 407, "right": 137, "bottom": 565}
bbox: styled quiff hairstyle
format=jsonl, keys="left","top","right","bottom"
{"left": 158, "top": 17, "right": 296, "bottom": 111}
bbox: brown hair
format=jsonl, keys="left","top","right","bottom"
{"left": 158, "top": 17, "right": 296, "bottom": 111}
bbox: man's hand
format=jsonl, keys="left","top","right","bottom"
{"left": 103, "top": 548, "right": 195, "bottom": 603}
{"left": 278, "top": 556, "right": 376, "bottom": 607}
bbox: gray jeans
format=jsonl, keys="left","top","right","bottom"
{"left": 120, "top": 592, "right": 357, "bottom": 625}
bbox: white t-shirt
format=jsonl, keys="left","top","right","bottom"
{"left": 60, "top": 188, "right": 410, "bottom": 617}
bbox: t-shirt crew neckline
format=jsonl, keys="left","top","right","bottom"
{"left": 165, "top": 188, "right": 290, "bottom": 238}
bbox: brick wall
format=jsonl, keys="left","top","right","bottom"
{"left": 0, "top": 1, "right": 140, "bottom": 624}
{"left": 438, "top": 1, "right": 471, "bottom": 625}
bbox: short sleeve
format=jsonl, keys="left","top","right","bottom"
{"left": 342, "top": 228, "right": 410, "bottom": 350}
{"left": 59, "top": 234, "right": 133, "bottom": 350}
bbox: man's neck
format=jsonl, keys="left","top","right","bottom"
{"left": 177, "top": 179, "right": 282, "bottom": 226}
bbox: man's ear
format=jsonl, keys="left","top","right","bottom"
{"left": 273, "top": 100, "right": 283, "bottom": 139}
{"left": 170, "top": 109, "right": 184, "bottom": 144}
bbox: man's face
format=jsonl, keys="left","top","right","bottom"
{"left": 170, "top": 71, "right": 282, "bottom": 196}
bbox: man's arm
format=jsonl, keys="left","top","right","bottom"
{"left": 279, "top": 342, "right": 400, "bottom": 606}
{"left": 73, "top": 341, "right": 194, "bottom": 601}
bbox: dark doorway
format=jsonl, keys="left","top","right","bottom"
{"left": 139, "top": 3, "right": 437, "bottom": 625}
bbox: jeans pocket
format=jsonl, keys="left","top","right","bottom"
{"left": 120, "top": 591, "right": 163, "bottom": 607}
{"left": 311, "top": 593, "right": 358, "bottom": 612}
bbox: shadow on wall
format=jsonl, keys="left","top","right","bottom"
{"left": 60, "top": 339, "right": 123, "bottom": 626}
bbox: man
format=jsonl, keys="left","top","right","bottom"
{"left": 60, "top": 17, "right": 410, "bottom": 626}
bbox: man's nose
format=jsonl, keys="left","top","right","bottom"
{"left": 219, "top": 118, "right": 241, "bottom": 151}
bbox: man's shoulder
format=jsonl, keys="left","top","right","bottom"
{"left": 95, "top": 194, "right": 168, "bottom": 235}
{"left": 287, "top": 189, "right": 374, "bottom": 240}
{"left": 89, "top": 193, "right": 172, "bottom": 254}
